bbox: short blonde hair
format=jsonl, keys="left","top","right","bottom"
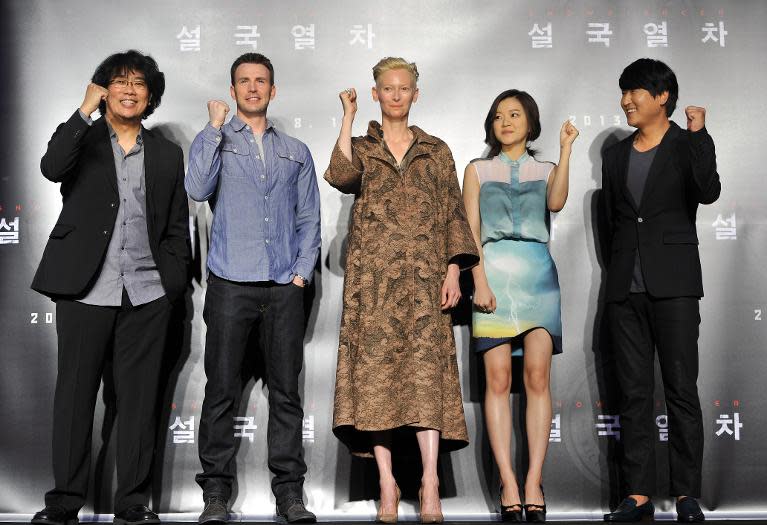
{"left": 372, "top": 57, "right": 419, "bottom": 84}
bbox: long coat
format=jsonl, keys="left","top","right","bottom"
{"left": 325, "top": 121, "right": 479, "bottom": 456}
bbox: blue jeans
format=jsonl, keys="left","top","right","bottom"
{"left": 196, "top": 273, "right": 307, "bottom": 503}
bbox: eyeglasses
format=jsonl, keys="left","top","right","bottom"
{"left": 109, "top": 78, "right": 148, "bottom": 91}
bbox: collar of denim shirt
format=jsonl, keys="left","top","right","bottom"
{"left": 228, "top": 114, "right": 275, "bottom": 134}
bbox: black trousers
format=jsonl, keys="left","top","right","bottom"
{"left": 196, "top": 274, "right": 307, "bottom": 503}
{"left": 607, "top": 293, "right": 703, "bottom": 497}
{"left": 45, "top": 291, "right": 171, "bottom": 513}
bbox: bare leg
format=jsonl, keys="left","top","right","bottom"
{"left": 416, "top": 428, "right": 442, "bottom": 517}
{"left": 522, "top": 329, "right": 553, "bottom": 508}
{"left": 372, "top": 431, "right": 399, "bottom": 515}
{"left": 483, "top": 343, "right": 522, "bottom": 507}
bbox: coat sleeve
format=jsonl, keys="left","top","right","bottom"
{"left": 599, "top": 151, "right": 615, "bottom": 267}
{"left": 324, "top": 140, "right": 364, "bottom": 194}
{"left": 160, "top": 145, "right": 193, "bottom": 300}
{"left": 439, "top": 143, "right": 480, "bottom": 270}
{"left": 686, "top": 127, "right": 721, "bottom": 204}
{"left": 40, "top": 110, "right": 92, "bottom": 183}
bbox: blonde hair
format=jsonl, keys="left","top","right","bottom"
{"left": 372, "top": 57, "right": 419, "bottom": 84}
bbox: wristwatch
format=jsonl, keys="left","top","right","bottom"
{"left": 294, "top": 274, "right": 308, "bottom": 286}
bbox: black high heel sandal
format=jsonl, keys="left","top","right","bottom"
{"left": 523, "top": 485, "right": 546, "bottom": 523}
{"left": 500, "top": 485, "right": 523, "bottom": 523}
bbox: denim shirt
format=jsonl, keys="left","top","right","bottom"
{"left": 185, "top": 115, "right": 321, "bottom": 283}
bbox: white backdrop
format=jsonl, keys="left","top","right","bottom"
{"left": 1, "top": 0, "right": 765, "bottom": 521}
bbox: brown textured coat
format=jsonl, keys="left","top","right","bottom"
{"left": 325, "top": 121, "right": 479, "bottom": 456}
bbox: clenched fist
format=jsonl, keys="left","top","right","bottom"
{"left": 339, "top": 88, "right": 357, "bottom": 118}
{"left": 208, "top": 100, "right": 230, "bottom": 129}
{"left": 685, "top": 106, "right": 706, "bottom": 132}
{"left": 560, "top": 119, "right": 579, "bottom": 148}
{"left": 80, "top": 83, "right": 109, "bottom": 116}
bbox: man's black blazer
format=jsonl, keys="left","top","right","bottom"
{"left": 32, "top": 110, "right": 191, "bottom": 303}
{"left": 601, "top": 121, "right": 720, "bottom": 303}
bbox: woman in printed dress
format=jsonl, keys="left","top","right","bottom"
{"left": 325, "top": 57, "right": 479, "bottom": 523}
{"left": 462, "top": 90, "right": 578, "bottom": 522}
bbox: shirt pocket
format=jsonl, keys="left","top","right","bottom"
{"left": 220, "top": 142, "right": 251, "bottom": 180}
{"left": 275, "top": 149, "right": 303, "bottom": 185}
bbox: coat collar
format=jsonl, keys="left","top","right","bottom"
{"left": 364, "top": 120, "right": 438, "bottom": 168}
{"left": 365, "top": 120, "right": 439, "bottom": 145}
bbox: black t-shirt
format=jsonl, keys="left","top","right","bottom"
{"left": 627, "top": 144, "right": 658, "bottom": 293}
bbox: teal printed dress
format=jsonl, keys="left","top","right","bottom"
{"left": 471, "top": 152, "right": 562, "bottom": 355}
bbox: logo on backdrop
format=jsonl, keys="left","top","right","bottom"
{"left": 167, "top": 414, "right": 316, "bottom": 445}
{"left": 0, "top": 203, "right": 22, "bottom": 245}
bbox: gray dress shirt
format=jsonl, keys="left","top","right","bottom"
{"left": 78, "top": 111, "right": 165, "bottom": 306}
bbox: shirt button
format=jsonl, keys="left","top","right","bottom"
{"left": 215, "top": 136, "right": 221, "bottom": 142}
{"left": 255, "top": 155, "right": 260, "bottom": 159}
{"left": 265, "top": 239, "right": 270, "bottom": 244}
{"left": 103, "top": 230, "right": 108, "bottom": 235}
{"left": 289, "top": 155, "right": 294, "bottom": 160}
{"left": 250, "top": 139, "right": 254, "bottom": 143}
{"left": 233, "top": 148, "right": 238, "bottom": 153}
{"left": 637, "top": 217, "right": 644, "bottom": 223}
{"left": 264, "top": 217, "right": 269, "bottom": 222}
{"left": 265, "top": 195, "right": 269, "bottom": 200}
{"left": 110, "top": 203, "right": 116, "bottom": 208}
{"left": 260, "top": 175, "right": 265, "bottom": 180}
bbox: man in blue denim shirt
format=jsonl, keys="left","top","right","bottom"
{"left": 186, "top": 53, "right": 320, "bottom": 524}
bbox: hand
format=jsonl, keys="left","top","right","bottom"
{"left": 473, "top": 283, "right": 497, "bottom": 313}
{"left": 560, "top": 119, "right": 579, "bottom": 148}
{"left": 291, "top": 275, "right": 305, "bottom": 288}
{"left": 208, "top": 100, "right": 230, "bottom": 129}
{"left": 79, "top": 83, "right": 109, "bottom": 116}
{"left": 685, "top": 106, "right": 706, "bottom": 132}
{"left": 339, "top": 88, "right": 357, "bottom": 119}
{"left": 440, "top": 273, "right": 461, "bottom": 311}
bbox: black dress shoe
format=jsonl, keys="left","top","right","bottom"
{"left": 276, "top": 498, "right": 316, "bottom": 523}
{"left": 676, "top": 497, "right": 705, "bottom": 523}
{"left": 524, "top": 486, "right": 546, "bottom": 523}
{"left": 199, "top": 496, "right": 228, "bottom": 524}
{"left": 113, "top": 505, "right": 160, "bottom": 525}
{"left": 500, "top": 501, "right": 524, "bottom": 522}
{"left": 604, "top": 498, "right": 654, "bottom": 522}
{"left": 31, "top": 506, "right": 79, "bottom": 525}
{"left": 499, "top": 484, "right": 523, "bottom": 522}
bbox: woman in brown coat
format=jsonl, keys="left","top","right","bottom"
{"left": 325, "top": 57, "right": 479, "bottom": 523}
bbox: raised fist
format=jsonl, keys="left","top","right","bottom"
{"left": 339, "top": 88, "right": 357, "bottom": 118}
{"left": 208, "top": 100, "right": 230, "bottom": 129}
{"left": 685, "top": 106, "right": 706, "bottom": 132}
{"left": 80, "top": 83, "right": 109, "bottom": 116}
{"left": 560, "top": 119, "right": 579, "bottom": 148}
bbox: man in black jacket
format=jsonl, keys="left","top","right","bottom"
{"left": 30, "top": 50, "right": 191, "bottom": 525}
{"left": 601, "top": 59, "right": 720, "bottom": 523}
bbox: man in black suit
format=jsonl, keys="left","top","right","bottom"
{"left": 601, "top": 59, "right": 720, "bottom": 523}
{"left": 30, "top": 50, "right": 191, "bottom": 525}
